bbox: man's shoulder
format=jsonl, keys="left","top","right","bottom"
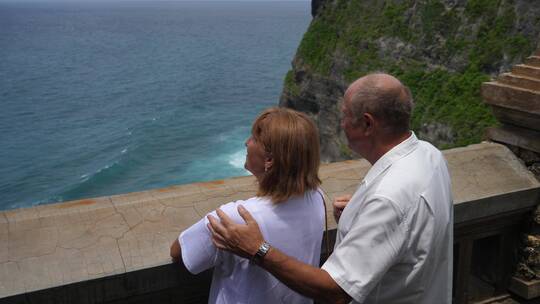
{"left": 397, "top": 140, "right": 445, "bottom": 174}
{"left": 415, "top": 138, "right": 445, "bottom": 159}
{"left": 372, "top": 141, "right": 447, "bottom": 204}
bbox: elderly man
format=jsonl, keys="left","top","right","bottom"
{"left": 208, "top": 73, "right": 453, "bottom": 304}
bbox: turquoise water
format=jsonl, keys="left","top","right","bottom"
{"left": 0, "top": 1, "right": 311, "bottom": 210}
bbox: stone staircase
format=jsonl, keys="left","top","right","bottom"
{"left": 482, "top": 50, "right": 540, "bottom": 302}
{"left": 482, "top": 50, "right": 540, "bottom": 153}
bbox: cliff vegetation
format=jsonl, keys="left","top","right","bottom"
{"left": 281, "top": 0, "right": 540, "bottom": 161}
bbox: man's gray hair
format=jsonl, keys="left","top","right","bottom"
{"left": 349, "top": 73, "right": 414, "bottom": 134}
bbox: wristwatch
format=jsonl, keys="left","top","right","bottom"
{"left": 251, "top": 241, "right": 271, "bottom": 265}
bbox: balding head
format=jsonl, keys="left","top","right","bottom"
{"left": 344, "top": 73, "right": 413, "bottom": 135}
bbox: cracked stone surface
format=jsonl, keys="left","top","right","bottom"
{"left": 1, "top": 142, "right": 539, "bottom": 298}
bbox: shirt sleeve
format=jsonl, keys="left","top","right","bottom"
{"left": 321, "top": 195, "right": 407, "bottom": 303}
{"left": 179, "top": 200, "right": 244, "bottom": 274}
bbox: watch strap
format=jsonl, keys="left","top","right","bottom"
{"left": 251, "top": 241, "right": 271, "bottom": 265}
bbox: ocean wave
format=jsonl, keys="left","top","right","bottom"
{"left": 54, "top": 146, "right": 135, "bottom": 203}
{"left": 228, "top": 149, "right": 247, "bottom": 170}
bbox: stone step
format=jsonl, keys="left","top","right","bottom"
{"left": 512, "top": 64, "right": 540, "bottom": 79}
{"left": 482, "top": 82, "right": 540, "bottom": 113}
{"left": 490, "top": 105, "right": 540, "bottom": 132}
{"left": 536, "top": 49, "right": 540, "bottom": 57}
{"left": 486, "top": 125, "right": 540, "bottom": 154}
{"left": 525, "top": 56, "right": 540, "bottom": 68}
{"left": 497, "top": 73, "right": 540, "bottom": 92}
{"left": 482, "top": 82, "right": 540, "bottom": 131}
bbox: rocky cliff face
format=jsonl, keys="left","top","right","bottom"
{"left": 280, "top": 0, "right": 540, "bottom": 162}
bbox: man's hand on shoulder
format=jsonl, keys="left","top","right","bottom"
{"left": 207, "top": 205, "right": 264, "bottom": 259}
{"left": 333, "top": 194, "right": 352, "bottom": 222}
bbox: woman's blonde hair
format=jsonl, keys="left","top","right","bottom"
{"left": 251, "top": 107, "right": 321, "bottom": 203}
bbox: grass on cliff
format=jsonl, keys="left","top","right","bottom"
{"left": 289, "top": 0, "right": 535, "bottom": 150}
{"left": 284, "top": 70, "right": 300, "bottom": 97}
{"left": 395, "top": 66, "right": 497, "bottom": 148}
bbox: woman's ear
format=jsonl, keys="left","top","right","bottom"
{"left": 264, "top": 154, "right": 273, "bottom": 172}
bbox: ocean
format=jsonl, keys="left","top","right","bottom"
{"left": 0, "top": 1, "right": 311, "bottom": 210}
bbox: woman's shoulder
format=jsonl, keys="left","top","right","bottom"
{"left": 220, "top": 196, "right": 267, "bottom": 210}
{"left": 286, "top": 188, "right": 324, "bottom": 205}
{"left": 214, "top": 196, "right": 269, "bottom": 224}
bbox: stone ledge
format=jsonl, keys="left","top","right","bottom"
{"left": 509, "top": 276, "right": 540, "bottom": 300}
{"left": 0, "top": 142, "right": 539, "bottom": 301}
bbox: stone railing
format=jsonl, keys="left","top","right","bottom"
{"left": 1, "top": 142, "right": 539, "bottom": 304}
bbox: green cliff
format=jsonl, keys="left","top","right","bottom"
{"left": 281, "top": 0, "right": 540, "bottom": 161}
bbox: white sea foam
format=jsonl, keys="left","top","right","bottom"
{"left": 228, "top": 149, "right": 248, "bottom": 171}
{"left": 218, "top": 133, "right": 229, "bottom": 142}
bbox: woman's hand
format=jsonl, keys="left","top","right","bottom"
{"left": 207, "top": 205, "right": 264, "bottom": 259}
{"left": 333, "top": 194, "right": 352, "bottom": 223}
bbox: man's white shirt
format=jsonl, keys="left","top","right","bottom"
{"left": 322, "top": 132, "right": 453, "bottom": 304}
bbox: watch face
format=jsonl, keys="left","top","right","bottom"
{"left": 252, "top": 242, "right": 271, "bottom": 264}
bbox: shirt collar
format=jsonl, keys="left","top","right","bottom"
{"left": 362, "top": 132, "right": 419, "bottom": 186}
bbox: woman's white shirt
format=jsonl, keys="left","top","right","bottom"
{"left": 179, "top": 190, "right": 325, "bottom": 304}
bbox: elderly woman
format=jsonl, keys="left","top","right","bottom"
{"left": 170, "top": 107, "right": 325, "bottom": 304}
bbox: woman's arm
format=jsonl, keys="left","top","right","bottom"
{"left": 172, "top": 200, "right": 241, "bottom": 273}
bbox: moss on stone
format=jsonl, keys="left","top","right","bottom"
{"left": 465, "top": 0, "right": 499, "bottom": 19}
{"left": 380, "top": 2, "right": 412, "bottom": 41}
{"left": 284, "top": 70, "right": 300, "bottom": 96}
{"left": 297, "top": 13, "right": 339, "bottom": 74}
{"left": 395, "top": 66, "right": 497, "bottom": 147}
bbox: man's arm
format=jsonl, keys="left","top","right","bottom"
{"left": 260, "top": 245, "right": 351, "bottom": 304}
{"left": 333, "top": 194, "right": 352, "bottom": 223}
{"left": 170, "top": 238, "right": 181, "bottom": 263}
{"left": 207, "top": 206, "right": 351, "bottom": 304}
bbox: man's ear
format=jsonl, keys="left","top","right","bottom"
{"left": 362, "top": 113, "right": 376, "bottom": 135}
